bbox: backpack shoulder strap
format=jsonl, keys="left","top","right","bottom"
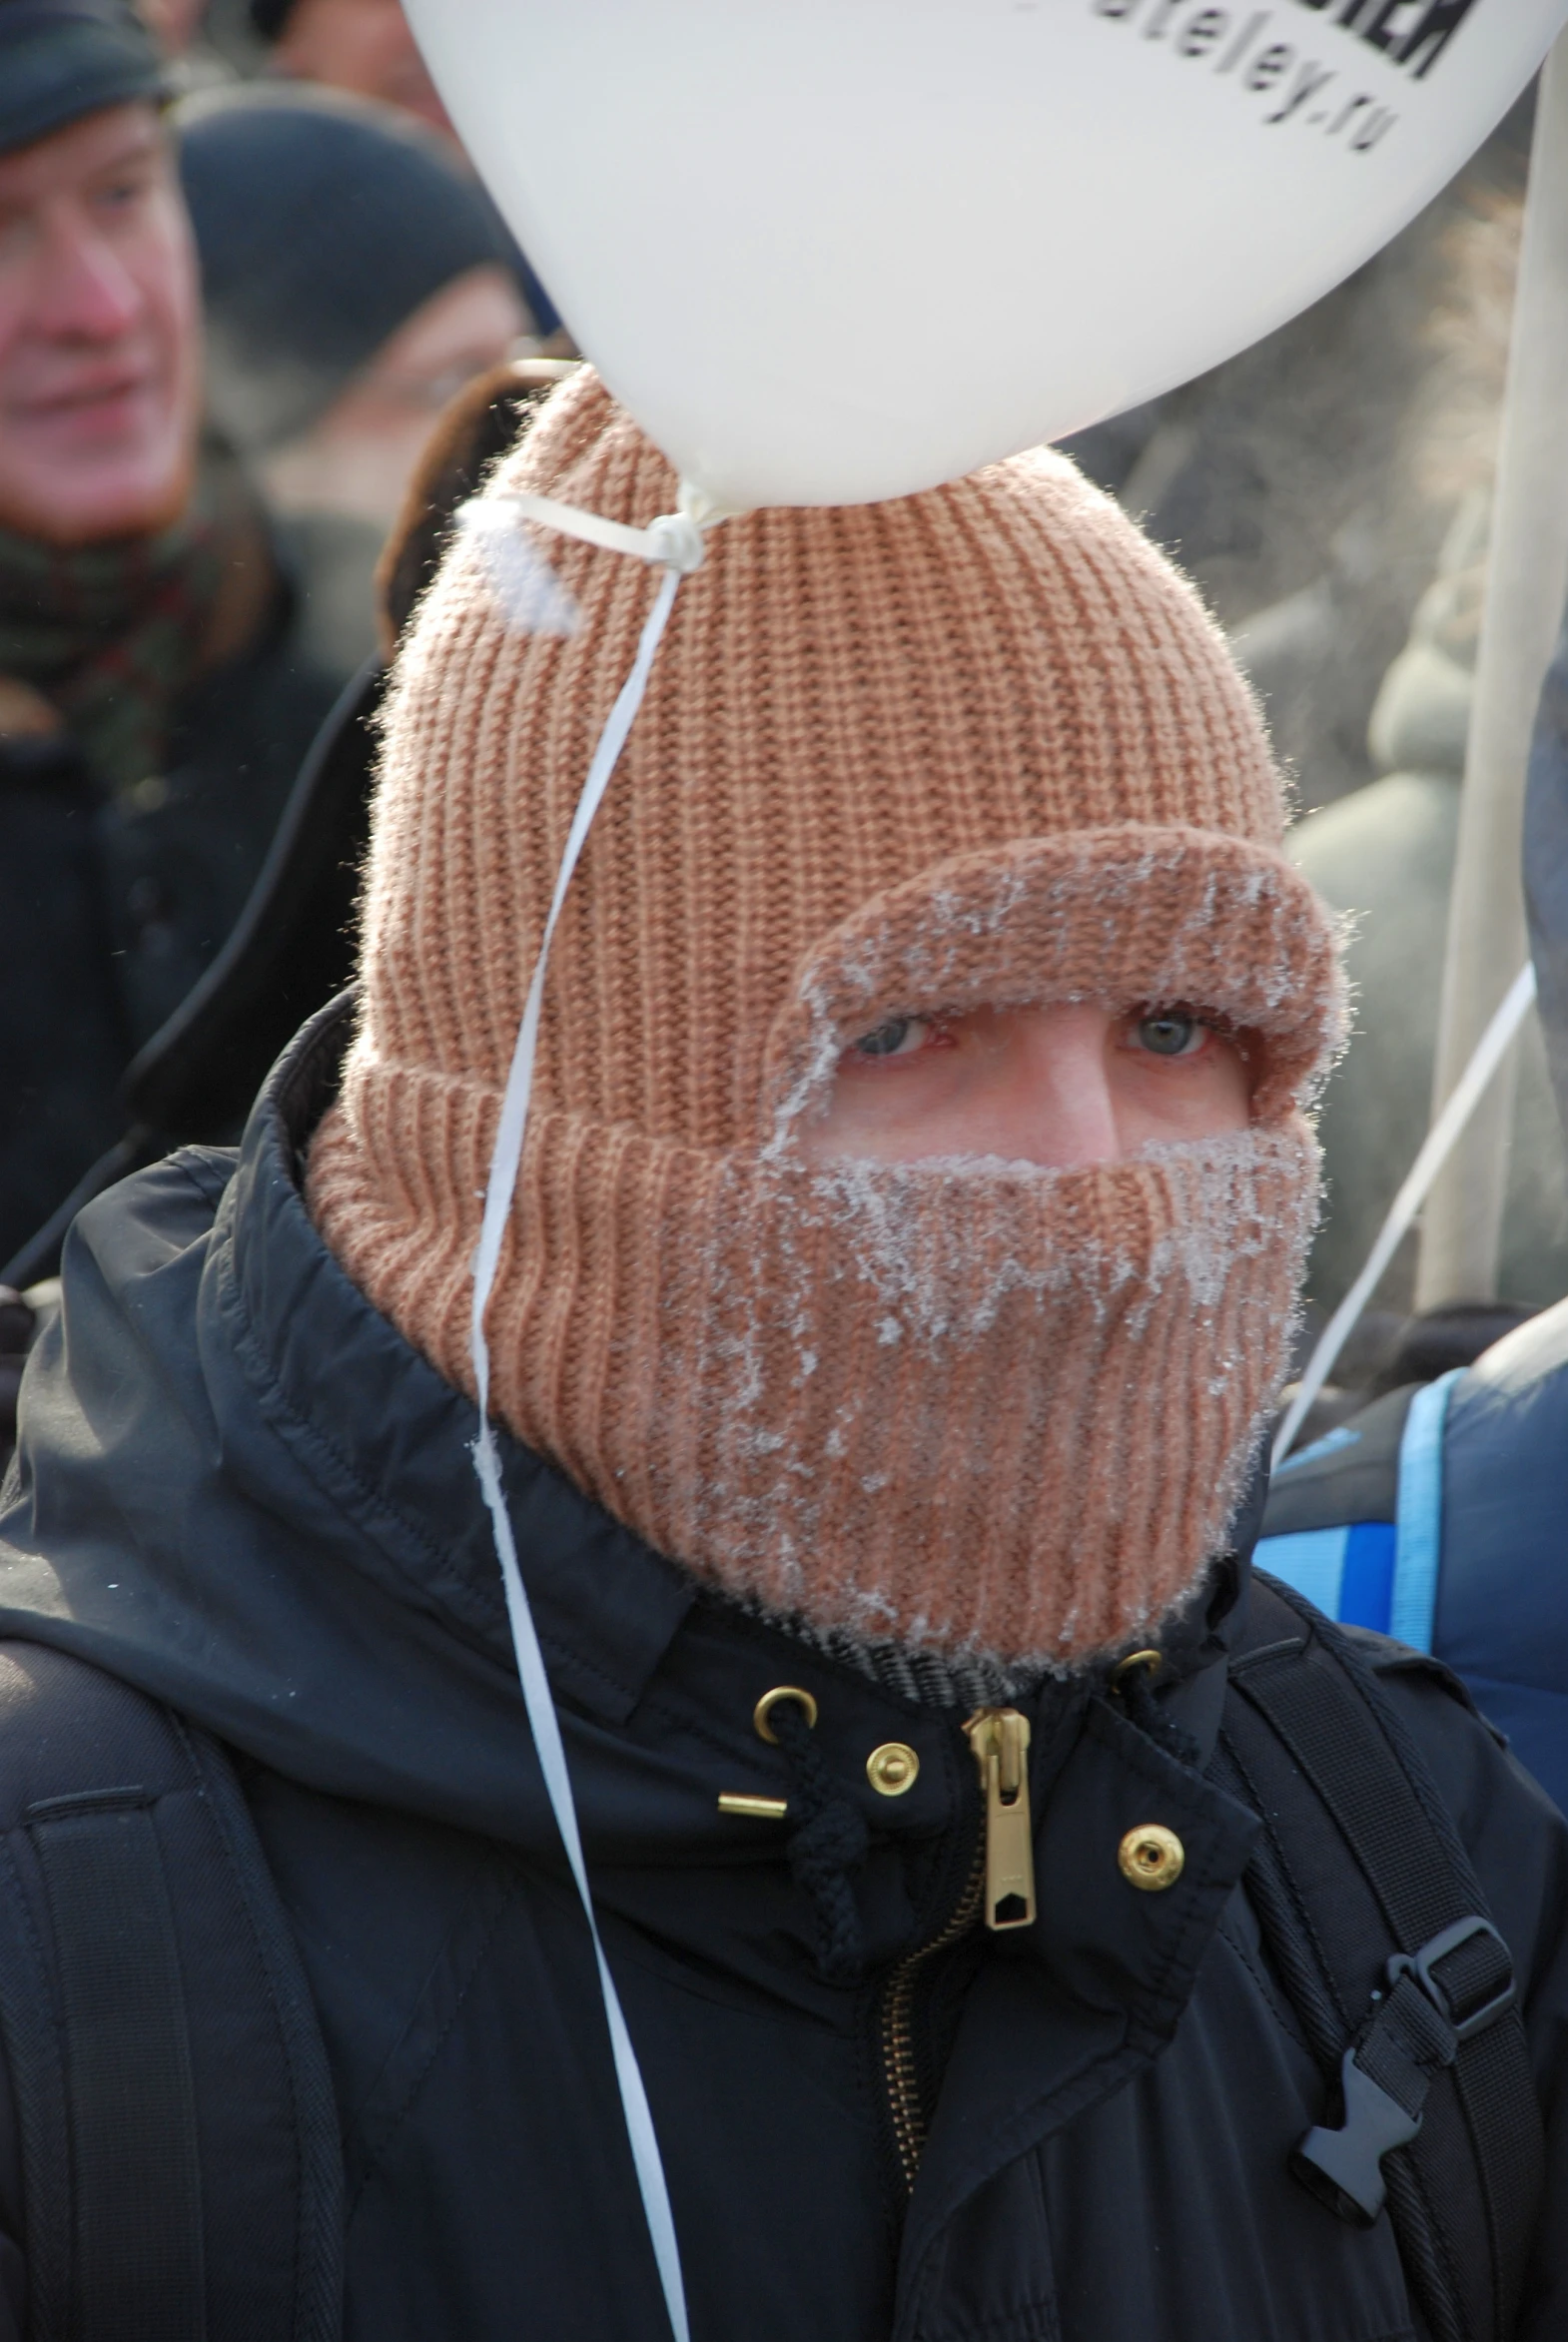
{"left": 1257, "top": 1371, "right": 1465, "bottom": 1648}
{"left": 1261, "top": 1382, "right": 1415, "bottom": 1539}
{"left": 0, "top": 1640, "right": 343, "bottom": 2342}
{"left": 1217, "top": 1572, "right": 1543, "bottom": 2342}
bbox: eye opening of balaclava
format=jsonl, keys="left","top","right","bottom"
{"left": 761, "top": 824, "right": 1339, "bottom": 1151}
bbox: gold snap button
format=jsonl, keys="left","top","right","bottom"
{"left": 1119, "top": 1824, "right": 1185, "bottom": 1892}
{"left": 866, "top": 1742, "right": 920, "bottom": 1797}
{"left": 753, "top": 1686, "right": 819, "bottom": 1744}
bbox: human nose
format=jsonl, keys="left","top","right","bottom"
{"left": 35, "top": 210, "right": 143, "bottom": 343}
{"left": 1009, "top": 1011, "right": 1122, "bottom": 1169}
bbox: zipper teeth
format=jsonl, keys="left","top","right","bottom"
{"left": 881, "top": 1842, "right": 986, "bottom": 2194}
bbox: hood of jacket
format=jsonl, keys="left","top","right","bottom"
{"left": 0, "top": 998, "right": 1263, "bottom": 2006}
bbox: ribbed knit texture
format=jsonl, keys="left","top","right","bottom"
{"left": 309, "top": 369, "right": 1344, "bottom": 1672}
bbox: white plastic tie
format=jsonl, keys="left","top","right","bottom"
{"left": 1272, "top": 961, "right": 1538, "bottom": 1468}
{"left": 492, "top": 485, "right": 713, "bottom": 576}
{"left": 467, "top": 477, "right": 735, "bottom": 2342}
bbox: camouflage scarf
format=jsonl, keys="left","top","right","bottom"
{"left": 0, "top": 444, "right": 274, "bottom": 798}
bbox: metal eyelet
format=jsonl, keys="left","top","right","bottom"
{"left": 753, "top": 1686, "right": 819, "bottom": 1744}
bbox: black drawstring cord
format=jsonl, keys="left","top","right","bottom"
{"left": 1113, "top": 1652, "right": 1201, "bottom": 1770}
{"left": 769, "top": 1697, "right": 870, "bottom": 1981}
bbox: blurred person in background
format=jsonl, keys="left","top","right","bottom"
{"left": 136, "top": 0, "right": 210, "bottom": 54}
{"left": 1284, "top": 499, "right": 1568, "bottom": 1334}
{"left": 1063, "top": 109, "right": 1531, "bottom": 821}
{"left": 178, "top": 83, "right": 527, "bottom": 674}
{"left": 248, "top": 0, "right": 447, "bottom": 134}
{"left": 1267, "top": 176, "right": 1568, "bottom": 1344}
{"left": 1067, "top": 117, "right": 1568, "bottom": 1411}
{"left": 245, "top": 0, "right": 565, "bottom": 343}
{"left": 2, "top": 60, "right": 542, "bottom": 1471}
{"left": 0, "top": 0, "right": 345, "bottom": 1277}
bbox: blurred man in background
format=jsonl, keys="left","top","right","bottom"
{"left": 179, "top": 84, "right": 526, "bottom": 673}
{"left": 245, "top": 0, "right": 565, "bottom": 343}
{"left": 249, "top": 0, "right": 447, "bottom": 134}
{"left": 136, "top": 0, "right": 210, "bottom": 55}
{"left": 0, "top": 0, "right": 344, "bottom": 1270}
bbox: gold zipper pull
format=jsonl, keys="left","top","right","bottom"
{"left": 963, "top": 1708, "right": 1036, "bottom": 1932}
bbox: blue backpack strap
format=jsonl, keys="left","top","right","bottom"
{"left": 1259, "top": 1385, "right": 1407, "bottom": 1632}
{"left": 1258, "top": 1373, "right": 1463, "bottom": 1645}
{"left": 0, "top": 1642, "right": 343, "bottom": 2342}
{"left": 1264, "top": 1385, "right": 1413, "bottom": 1531}
{"left": 1386, "top": 1370, "right": 1463, "bottom": 1652}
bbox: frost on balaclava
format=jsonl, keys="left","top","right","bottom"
{"left": 308, "top": 369, "right": 1345, "bottom": 1678}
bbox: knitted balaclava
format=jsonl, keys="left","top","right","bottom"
{"left": 309, "top": 369, "right": 1344, "bottom": 1678}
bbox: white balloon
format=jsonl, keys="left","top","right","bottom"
{"left": 406, "top": 0, "right": 1568, "bottom": 509}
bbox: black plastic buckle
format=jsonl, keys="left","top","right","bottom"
{"left": 1292, "top": 2045, "right": 1421, "bottom": 2225}
{"left": 1386, "top": 1915, "right": 1515, "bottom": 2044}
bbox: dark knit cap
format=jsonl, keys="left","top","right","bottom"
{"left": 177, "top": 85, "right": 508, "bottom": 452}
{"left": 0, "top": 0, "right": 168, "bottom": 159}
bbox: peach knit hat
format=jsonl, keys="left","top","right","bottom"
{"left": 309, "top": 369, "right": 1344, "bottom": 1677}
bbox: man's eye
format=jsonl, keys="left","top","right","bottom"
{"left": 1135, "top": 1011, "right": 1205, "bottom": 1059}
{"left": 94, "top": 162, "right": 157, "bottom": 211}
{"left": 850, "top": 1016, "right": 932, "bottom": 1061}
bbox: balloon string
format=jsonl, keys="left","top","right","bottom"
{"left": 468, "top": 486, "right": 729, "bottom": 2342}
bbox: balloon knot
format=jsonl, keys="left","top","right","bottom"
{"left": 645, "top": 511, "right": 708, "bottom": 574}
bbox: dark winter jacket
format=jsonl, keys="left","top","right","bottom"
{"left": 1258, "top": 1300, "right": 1568, "bottom": 1815}
{"left": 0, "top": 572, "right": 345, "bottom": 1269}
{"left": 2, "top": 999, "right": 1568, "bottom": 2342}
